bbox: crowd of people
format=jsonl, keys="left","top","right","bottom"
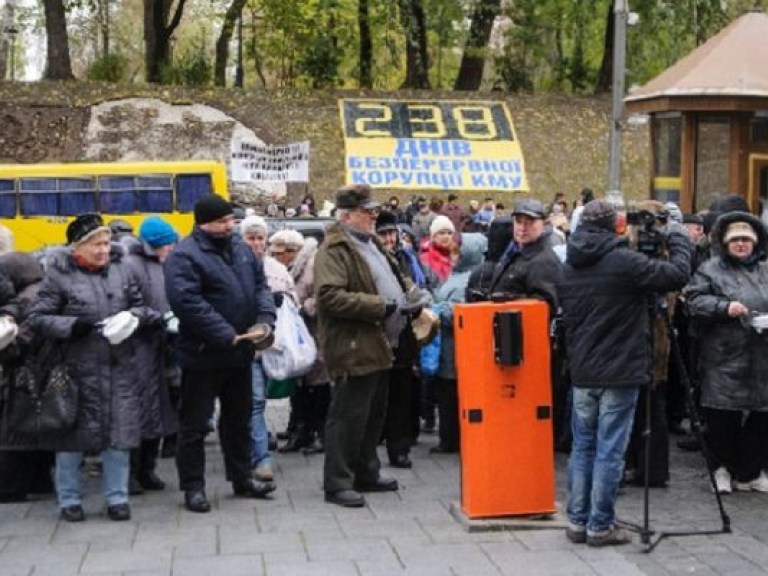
{"left": 0, "top": 185, "right": 765, "bottom": 553}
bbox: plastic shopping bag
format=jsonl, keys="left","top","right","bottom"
{"left": 262, "top": 297, "right": 317, "bottom": 380}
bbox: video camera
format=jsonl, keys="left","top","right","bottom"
{"left": 627, "top": 208, "right": 668, "bottom": 257}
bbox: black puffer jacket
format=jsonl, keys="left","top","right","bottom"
{"left": 28, "top": 245, "right": 161, "bottom": 452}
{"left": 684, "top": 212, "right": 768, "bottom": 411}
{"left": 559, "top": 225, "right": 691, "bottom": 388}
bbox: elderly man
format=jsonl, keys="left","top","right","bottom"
{"left": 485, "top": 198, "right": 562, "bottom": 314}
{"left": 165, "top": 195, "right": 277, "bottom": 513}
{"left": 315, "top": 184, "right": 415, "bottom": 507}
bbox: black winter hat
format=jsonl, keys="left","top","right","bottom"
{"left": 194, "top": 195, "right": 233, "bottom": 225}
{"left": 581, "top": 199, "right": 617, "bottom": 231}
{"left": 67, "top": 213, "right": 109, "bottom": 245}
{"left": 709, "top": 194, "right": 750, "bottom": 214}
{"left": 376, "top": 210, "right": 399, "bottom": 232}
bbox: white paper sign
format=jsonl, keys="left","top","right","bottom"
{"left": 230, "top": 140, "right": 309, "bottom": 183}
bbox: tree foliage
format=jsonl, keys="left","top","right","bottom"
{"left": 32, "top": 0, "right": 768, "bottom": 89}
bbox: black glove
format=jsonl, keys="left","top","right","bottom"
{"left": 384, "top": 300, "right": 398, "bottom": 318}
{"left": 71, "top": 318, "right": 95, "bottom": 339}
{"left": 400, "top": 302, "right": 423, "bottom": 316}
{"left": 273, "top": 291, "right": 284, "bottom": 308}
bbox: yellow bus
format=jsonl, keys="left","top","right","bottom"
{"left": 0, "top": 160, "right": 229, "bottom": 252}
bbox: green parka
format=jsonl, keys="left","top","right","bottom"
{"left": 314, "top": 222, "right": 410, "bottom": 379}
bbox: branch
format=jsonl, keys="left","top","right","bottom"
{"left": 166, "top": 0, "right": 187, "bottom": 35}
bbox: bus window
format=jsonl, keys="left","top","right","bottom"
{"left": 59, "top": 178, "right": 97, "bottom": 215}
{"left": 20, "top": 178, "right": 58, "bottom": 216}
{"left": 99, "top": 176, "right": 137, "bottom": 214}
{"left": 136, "top": 176, "right": 173, "bottom": 213}
{"left": 99, "top": 175, "right": 173, "bottom": 214}
{"left": 0, "top": 180, "right": 15, "bottom": 217}
{"left": 177, "top": 174, "right": 213, "bottom": 211}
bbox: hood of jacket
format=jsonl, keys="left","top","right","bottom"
{"left": 709, "top": 211, "right": 768, "bottom": 260}
{"left": 455, "top": 233, "right": 487, "bottom": 273}
{"left": 566, "top": 225, "right": 627, "bottom": 269}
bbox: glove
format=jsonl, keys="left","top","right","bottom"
{"left": 163, "top": 311, "right": 179, "bottom": 334}
{"left": 273, "top": 291, "right": 284, "bottom": 308}
{"left": 384, "top": 300, "right": 398, "bottom": 318}
{"left": 71, "top": 318, "right": 95, "bottom": 339}
{"left": 400, "top": 300, "right": 424, "bottom": 316}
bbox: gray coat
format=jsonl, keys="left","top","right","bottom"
{"left": 28, "top": 246, "right": 161, "bottom": 452}
{"left": 684, "top": 212, "right": 768, "bottom": 411}
{"left": 125, "top": 242, "right": 178, "bottom": 439}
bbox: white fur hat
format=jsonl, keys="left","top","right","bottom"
{"left": 430, "top": 215, "right": 456, "bottom": 237}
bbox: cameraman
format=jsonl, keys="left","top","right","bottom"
{"left": 558, "top": 199, "right": 691, "bottom": 547}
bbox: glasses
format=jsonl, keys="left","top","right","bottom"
{"left": 730, "top": 237, "right": 754, "bottom": 244}
{"left": 358, "top": 207, "right": 380, "bottom": 216}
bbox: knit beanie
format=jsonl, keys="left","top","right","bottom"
{"left": 194, "top": 195, "right": 233, "bottom": 225}
{"left": 139, "top": 216, "right": 178, "bottom": 248}
{"left": 430, "top": 214, "right": 456, "bottom": 237}
{"left": 580, "top": 199, "right": 617, "bottom": 231}
{"left": 240, "top": 215, "right": 268, "bottom": 234}
{"left": 67, "top": 213, "right": 111, "bottom": 245}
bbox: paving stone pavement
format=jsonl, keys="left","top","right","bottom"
{"left": 1, "top": 400, "right": 768, "bottom": 575}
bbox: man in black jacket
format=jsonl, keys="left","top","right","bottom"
{"left": 484, "top": 199, "right": 562, "bottom": 316}
{"left": 165, "top": 195, "right": 277, "bottom": 513}
{"left": 558, "top": 199, "right": 691, "bottom": 547}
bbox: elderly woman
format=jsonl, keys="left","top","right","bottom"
{"left": 124, "top": 216, "right": 180, "bottom": 494}
{"left": 28, "top": 214, "right": 160, "bottom": 522}
{"left": 240, "top": 216, "right": 296, "bottom": 481}
{"left": 684, "top": 211, "right": 768, "bottom": 494}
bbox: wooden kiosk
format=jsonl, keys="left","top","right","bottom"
{"left": 625, "top": 10, "right": 768, "bottom": 217}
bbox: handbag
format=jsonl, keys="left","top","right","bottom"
{"left": 262, "top": 297, "right": 318, "bottom": 381}
{"left": 5, "top": 340, "right": 77, "bottom": 436}
{"left": 419, "top": 304, "right": 443, "bottom": 377}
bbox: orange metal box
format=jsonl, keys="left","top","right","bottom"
{"left": 454, "top": 300, "right": 556, "bottom": 519}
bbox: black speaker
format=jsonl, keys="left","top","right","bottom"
{"left": 493, "top": 310, "right": 523, "bottom": 366}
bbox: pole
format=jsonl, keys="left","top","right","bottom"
{"left": 234, "top": 11, "right": 244, "bottom": 88}
{"left": 607, "top": 0, "right": 627, "bottom": 195}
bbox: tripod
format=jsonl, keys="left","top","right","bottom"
{"left": 620, "top": 307, "right": 731, "bottom": 552}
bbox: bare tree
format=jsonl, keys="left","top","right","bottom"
{"left": 398, "top": 0, "right": 429, "bottom": 88}
{"left": 454, "top": 0, "right": 501, "bottom": 91}
{"left": 214, "top": 0, "right": 248, "bottom": 87}
{"left": 144, "top": 0, "right": 188, "bottom": 83}
{"left": 43, "top": 0, "right": 74, "bottom": 80}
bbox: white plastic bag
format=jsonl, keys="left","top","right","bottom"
{"left": 261, "top": 297, "right": 317, "bottom": 380}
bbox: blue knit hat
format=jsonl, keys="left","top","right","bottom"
{"left": 139, "top": 216, "right": 178, "bottom": 248}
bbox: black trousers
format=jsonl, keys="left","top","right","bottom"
{"left": 385, "top": 365, "right": 417, "bottom": 458}
{"left": 176, "top": 366, "right": 253, "bottom": 492}
{"left": 704, "top": 407, "right": 768, "bottom": 483}
{"left": 626, "top": 382, "right": 669, "bottom": 486}
{"left": 130, "top": 438, "right": 161, "bottom": 478}
{"left": 435, "top": 377, "right": 459, "bottom": 451}
{"left": 323, "top": 370, "right": 389, "bottom": 492}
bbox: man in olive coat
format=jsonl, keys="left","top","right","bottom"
{"left": 315, "top": 184, "right": 414, "bottom": 508}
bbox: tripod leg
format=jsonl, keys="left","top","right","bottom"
{"left": 666, "top": 318, "right": 731, "bottom": 534}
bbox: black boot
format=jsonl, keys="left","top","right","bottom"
{"left": 279, "top": 424, "right": 310, "bottom": 453}
{"left": 302, "top": 436, "right": 325, "bottom": 455}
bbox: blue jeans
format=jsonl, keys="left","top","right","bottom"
{"left": 250, "top": 362, "right": 271, "bottom": 468}
{"left": 55, "top": 449, "right": 129, "bottom": 508}
{"left": 567, "top": 386, "right": 639, "bottom": 534}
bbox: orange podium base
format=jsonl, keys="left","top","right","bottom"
{"left": 454, "top": 300, "right": 556, "bottom": 519}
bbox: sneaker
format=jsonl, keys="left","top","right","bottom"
{"left": 586, "top": 526, "right": 632, "bottom": 547}
{"left": 565, "top": 525, "right": 586, "bottom": 544}
{"left": 734, "top": 470, "right": 768, "bottom": 492}
{"left": 714, "top": 467, "right": 732, "bottom": 494}
{"left": 253, "top": 460, "right": 275, "bottom": 482}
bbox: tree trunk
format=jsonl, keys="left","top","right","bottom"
{"left": 214, "top": 0, "right": 247, "bottom": 87}
{"left": 398, "top": 0, "right": 430, "bottom": 89}
{"left": 453, "top": 0, "right": 500, "bottom": 91}
{"left": 42, "top": 0, "right": 74, "bottom": 80}
{"left": 595, "top": 0, "right": 614, "bottom": 94}
{"left": 144, "top": 0, "right": 188, "bottom": 83}
{"left": 358, "top": 0, "right": 372, "bottom": 88}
